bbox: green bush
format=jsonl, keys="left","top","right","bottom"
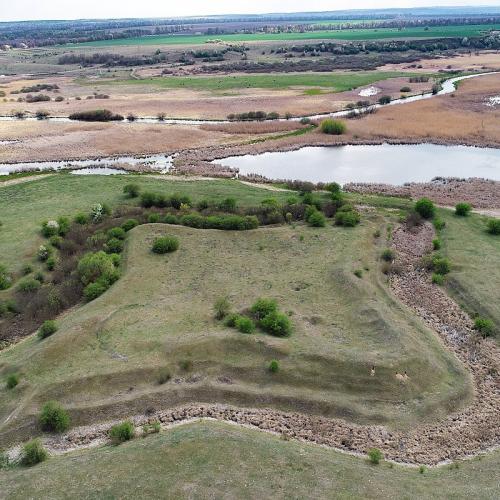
{"left": 41, "top": 220, "right": 60, "bottom": 238}
{"left": 432, "top": 239, "right": 441, "bottom": 250}
{"left": 307, "top": 210, "right": 326, "bottom": 227}
{"left": 224, "top": 313, "right": 239, "bottom": 327}
{"left": 17, "top": 277, "right": 41, "bottom": 293}
{"left": 432, "top": 273, "right": 445, "bottom": 285}
{"left": 320, "top": 119, "right": 346, "bottom": 135}
{"left": 250, "top": 298, "right": 278, "bottom": 321}
{"left": 46, "top": 256, "right": 57, "bottom": 271}
{"left": 123, "top": 183, "right": 140, "bottom": 198}
{"left": 381, "top": 249, "right": 394, "bottom": 262}
{"left": 39, "top": 401, "right": 70, "bottom": 433}
{"left": 38, "top": 320, "right": 58, "bottom": 339}
{"left": 78, "top": 251, "right": 118, "bottom": 285}
{"left": 235, "top": 315, "right": 256, "bottom": 334}
{"left": 148, "top": 213, "right": 161, "bottom": 223}
{"left": 335, "top": 208, "right": 360, "bottom": 227}
{"left": 84, "top": 281, "right": 109, "bottom": 301}
{"left": 74, "top": 212, "right": 89, "bottom": 225}
{"left": 21, "top": 439, "right": 47, "bottom": 466}
{"left": 104, "top": 237, "right": 124, "bottom": 254}
{"left": 455, "top": 203, "right": 472, "bottom": 217}
{"left": 49, "top": 235, "right": 63, "bottom": 249}
{"left": 368, "top": 448, "right": 383, "bottom": 464}
{"left": 110, "top": 421, "right": 135, "bottom": 444}
{"left": 218, "top": 197, "right": 237, "bottom": 212}
{"left": 325, "top": 182, "right": 341, "bottom": 194}
{"left": 22, "top": 264, "right": 34, "bottom": 275}
{"left": 269, "top": 360, "right": 279, "bottom": 373}
{"left": 152, "top": 236, "right": 179, "bottom": 254}
{"left": 487, "top": 218, "right": 500, "bottom": 235}
{"left": 121, "top": 219, "right": 139, "bottom": 232}
{"left": 6, "top": 373, "right": 19, "bottom": 389}
{"left": 169, "top": 193, "right": 191, "bottom": 210}
{"left": 474, "top": 317, "right": 494, "bottom": 337}
{"left": 164, "top": 214, "right": 179, "bottom": 225}
{"left": 0, "top": 264, "right": 12, "bottom": 290}
{"left": 214, "top": 297, "right": 231, "bottom": 320}
{"left": 431, "top": 255, "right": 451, "bottom": 275}
{"left": 414, "top": 198, "right": 435, "bottom": 219}
{"left": 260, "top": 311, "right": 292, "bottom": 337}
{"left": 140, "top": 191, "right": 157, "bottom": 208}
{"left": 157, "top": 368, "right": 171, "bottom": 385}
{"left": 378, "top": 95, "right": 391, "bottom": 105}
{"left": 179, "top": 359, "right": 193, "bottom": 371}
{"left": 57, "top": 217, "right": 70, "bottom": 236}
{"left": 107, "top": 227, "right": 126, "bottom": 240}
{"left": 37, "top": 245, "right": 51, "bottom": 262}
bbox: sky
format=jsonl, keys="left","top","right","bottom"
{"left": 1, "top": 1, "right": 499, "bottom": 22}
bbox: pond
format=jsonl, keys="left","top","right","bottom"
{"left": 217, "top": 144, "right": 500, "bottom": 185}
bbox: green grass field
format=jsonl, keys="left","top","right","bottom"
{"left": 90, "top": 71, "right": 419, "bottom": 92}
{"left": 440, "top": 210, "right": 500, "bottom": 338}
{"left": 1, "top": 421, "right": 499, "bottom": 499}
{"left": 0, "top": 175, "right": 471, "bottom": 446}
{"left": 67, "top": 24, "right": 500, "bottom": 47}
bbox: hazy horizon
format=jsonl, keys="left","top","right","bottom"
{"left": 2, "top": 1, "right": 500, "bottom": 23}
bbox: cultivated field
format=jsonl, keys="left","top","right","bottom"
{"left": 67, "top": 24, "right": 500, "bottom": 47}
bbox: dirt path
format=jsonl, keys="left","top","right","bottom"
{"left": 6, "top": 221, "right": 499, "bottom": 467}
{"left": 0, "top": 174, "right": 54, "bottom": 187}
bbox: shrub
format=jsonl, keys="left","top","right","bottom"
{"left": 41, "top": 220, "right": 59, "bottom": 238}
{"left": 474, "top": 317, "right": 494, "bottom": 337}
{"left": 269, "top": 360, "right": 279, "bottom": 373}
{"left": 69, "top": 109, "right": 123, "bottom": 122}
{"left": 487, "top": 218, "right": 500, "bottom": 235}
{"left": 38, "top": 319, "right": 58, "bottom": 340}
{"left": 354, "top": 269, "right": 363, "bottom": 278}
{"left": 84, "top": 281, "right": 109, "bottom": 301}
{"left": 400, "top": 86, "right": 412, "bottom": 92}
{"left": 432, "top": 273, "right": 445, "bottom": 285}
{"left": 107, "top": 227, "right": 126, "bottom": 240}
{"left": 325, "top": 182, "right": 341, "bottom": 194}
{"left": 218, "top": 197, "right": 237, "bottom": 212}
{"left": 140, "top": 191, "right": 157, "bottom": 208}
{"left": 307, "top": 210, "right": 326, "bottom": 227}
{"left": 6, "top": 373, "right": 19, "bottom": 389}
{"left": 455, "top": 202, "right": 471, "bottom": 217}
{"left": 0, "top": 264, "right": 12, "bottom": 290}
{"left": 122, "top": 219, "right": 139, "bottom": 232}
{"left": 49, "top": 235, "right": 63, "bottom": 248}
{"left": 18, "top": 277, "right": 41, "bottom": 293}
{"left": 179, "top": 359, "right": 193, "bottom": 371}
{"left": 39, "top": 401, "right": 70, "bottom": 433}
{"left": 37, "top": 245, "right": 51, "bottom": 262}
{"left": 21, "top": 439, "right": 48, "bottom": 466}
{"left": 143, "top": 421, "right": 161, "bottom": 435}
{"left": 74, "top": 212, "right": 89, "bottom": 225}
{"left": 224, "top": 313, "right": 239, "bottom": 327}
{"left": 235, "top": 315, "right": 256, "bottom": 334}
{"left": 110, "top": 421, "right": 135, "bottom": 444}
{"left": 123, "top": 183, "right": 140, "bottom": 198}
{"left": 78, "top": 251, "right": 118, "bottom": 285}
{"left": 250, "top": 298, "right": 278, "bottom": 320}
{"left": 368, "top": 448, "right": 383, "bottom": 464}
{"left": 378, "top": 95, "right": 391, "bottom": 105}
{"left": 260, "top": 311, "right": 292, "bottom": 337}
{"left": 57, "top": 216, "right": 71, "bottom": 236}
{"left": 335, "top": 208, "right": 360, "bottom": 227}
{"left": 147, "top": 213, "right": 160, "bottom": 223}
{"left": 214, "top": 297, "right": 231, "bottom": 320}
{"left": 104, "top": 237, "right": 124, "bottom": 254}
{"left": 381, "top": 249, "right": 394, "bottom": 262}
{"left": 169, "top": 193, "right": 191, "bottom": 210}
{"left": 152, "top": 236, "right": 179, "bottom": 254}
{"left": 164, "top": 214, "right": 179, "bottom": 225}
{"left": 431, "top": 255, "right": 451, "bottom": 275}
{"left": 46, "top": 256, "right": 57, "bottom": 271}
{"left": 414, "top": 198, "right": 435, "bottom": 219}
{"left": 419, "top": 465, "right": 426, "bottom": 474}
{"left": 22, "top": 264, "right": 34, "bottom": 275}
{"left": 320, "top": 119, "right": 346, "bottom": 135}
{"left": 90, "top": 203, "right": 107, "bottom": 223}
{"left": 432, "top": 239, "right": 441, "bottom": 250}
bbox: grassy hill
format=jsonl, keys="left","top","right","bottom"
{"left": 0, "top": 205, "right": 470, "bottom": 445}
{"left": 1, "top": 420, "right": 499, "bottom": 499}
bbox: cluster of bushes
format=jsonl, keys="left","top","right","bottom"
{"left": 320, "top": 119, "right": 346, "bottom": 135}
{"left": 0, "top": 263, "right": 12, "bottom": 290}
{"left": 15, "top": 84, "right": 59, "bottom": 93}
{"left": 68, "top": 109, "right": 124, "bottom": 122}
{"left": 25, "top": 93, "right": 51, "bottom": 103}
{"left": 378, "top": 95, "right": 392, "bottom": 105}
{"left": 140, "top": 191, "right": 191, "bottom": 209}
{"left": 77, "top": 251, "right": 121, "bottom": 301}
{"left": 227, "top": 111, "right": 280, "bottom": 121}
{"left": 216, "top": 297, "right": 293, "bottom": 338}
{"left": 173, "top": 213, "right": 259, "bottom": 231}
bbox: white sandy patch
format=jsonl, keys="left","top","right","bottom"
{"left": 358, "top": 86, "right": 380, "bottom": 97}
{"left": 485, "top": 95, "right": 500, "bottom": 107}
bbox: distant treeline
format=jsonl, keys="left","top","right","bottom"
{"left": 2, "top": 15, "right": 500, "bottom": 48}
